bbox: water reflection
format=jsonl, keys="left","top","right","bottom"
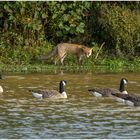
{"left": 0, "top": 73, "right": 140, "bottom": 139}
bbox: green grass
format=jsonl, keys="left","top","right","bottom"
{"left": 0, "top": 57, "right": 140, "bottom": 74}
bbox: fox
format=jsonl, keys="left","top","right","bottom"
{"left": 40, "top": 43, "right": 93, "bottom": 65}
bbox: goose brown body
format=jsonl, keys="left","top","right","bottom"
{"left": 30, "top": 80, "right": 67, "bottom": 99}
{"left": 112, "top": 92, "right": 140, "bottom": 106}
{"left": 89, "top": 88, "right": 120, "bottom": 97}
{"left": 31, "top": 89, "right": 66, "bottom": 98}
{"left": 88, "top": 78, "right": 128, "bottom": 97}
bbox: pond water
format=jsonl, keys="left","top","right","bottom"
{"left": 0, "top": 72, "right": 140, "bottom": 139}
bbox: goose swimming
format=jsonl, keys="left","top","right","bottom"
{"left": 88, "top": 78, "right": 128, "bottom": 98}
{"left": 29, "top": 80, "right": 67, "bottom": 99}
{"left": 111, "top": 92, "right": 140, "bottom": 106}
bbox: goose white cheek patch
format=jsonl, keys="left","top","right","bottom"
{"left": 62, "top": 81, "right": 66, "bottom": 86}
{"left": 123, "top": 79, "right": 128, "bottom": 84}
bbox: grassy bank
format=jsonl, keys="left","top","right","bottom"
{"left": 0, "top": 57, "right": 140, "bottom": 74}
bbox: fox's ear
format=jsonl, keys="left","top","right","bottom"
{"left": 90, "top": 47, "right": 93, "bottom": 51}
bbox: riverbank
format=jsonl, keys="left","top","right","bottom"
{"left": 0, "top": 57, "right": 140, "bottom": 74}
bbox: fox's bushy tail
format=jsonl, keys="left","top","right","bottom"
{"left": 40, "top": 47, "right": 57, "bottom": 60}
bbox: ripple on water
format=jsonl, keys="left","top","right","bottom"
{"left": 0, "top": 73, "right": 140, "bottom": 139}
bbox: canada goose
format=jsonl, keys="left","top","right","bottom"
{"left": 111, "top": 92, "right": 140, "bottom": 106}
{"left": 29, "top": 80, "right": 67, "bottom": 99}
{"left": 88, "top": 78, "right": 128, "bottom": 97}
{"left": 0, "top": 74, "right": 4, "bottom": 93}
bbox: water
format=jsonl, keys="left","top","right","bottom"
{"left": 0, "top": 72, "right": 140, "bottom": 139}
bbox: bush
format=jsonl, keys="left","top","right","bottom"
{"left": 97, "top": 3, "right": 140, "bottom": 57}
{"left": 0, "top": 1, "right": 49, "bottom": 64}
{"left": 46, "top": 1, "right": 91, "bottom": 44}
{"left": 0, "top": 1, "right": 139, "bottom": 65}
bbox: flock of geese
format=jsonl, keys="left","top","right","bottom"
{"left": 0, "top": 74, "right": 140, "bottom": 106}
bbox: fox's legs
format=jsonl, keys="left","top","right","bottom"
{"left": 77, "top": 52, "right": 85, "bottom": 65}
{"left": 77, "top": 56, "right": 83, "bottom": 65}
{"left": 54, "top": 57, "right": 59, "bottom": 65}
{"left": 60, "top": 54, "right": 67, "bottom": 64}
{"left": 54, "top": 53, "right": 67, "bottom": 65}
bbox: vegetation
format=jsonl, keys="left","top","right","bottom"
{"left": 1, "top": 57, "right": 140, "bottom": 74}
{"left": 0, "top": 1, "right": 140, "bottom": 73}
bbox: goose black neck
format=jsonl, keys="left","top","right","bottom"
{"left": 119, "top": 80, "right": 125, "bottom": 92}
{"left": 59, "top": 82, "right": 65, "bottom": 93}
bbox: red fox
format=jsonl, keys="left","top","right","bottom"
{"left": 41, "top": 43, "right": 93, "bottom": 65}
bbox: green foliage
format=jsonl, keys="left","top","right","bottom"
{"left": 97, "top": 3, "right": 140, "bottom": 57}
{"left": 0, "top": 1, "right": 140, "bottom": 66}
{"left": 0, "top": 1, "right": 48, "bottom": 64}
{"left": 1, "top": 57, "right": 140, "bottom": 74}
{"left": 46, "top": 1, "right": 91, "bottom": 43}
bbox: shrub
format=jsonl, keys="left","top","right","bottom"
{"left": 98, "top": 3, "right": 140, "bottom": 57}
{"left": 46, "top": 1, "right": 91, "bottom": 43}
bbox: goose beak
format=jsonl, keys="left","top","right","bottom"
{"left": 88, "top": 89, "right": 93, "bottom": 92}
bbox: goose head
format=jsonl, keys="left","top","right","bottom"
{"left": 119, "top": 78, "right": 128, "bottom": 94}
{"left": 121, "top": 78, "right": 128, "bottom": 85}
{"left": 61, "top": 80, "right": 67, "bottom": 86}
{"left": 59, "top": 80, "right": 67, "bottom": 94}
